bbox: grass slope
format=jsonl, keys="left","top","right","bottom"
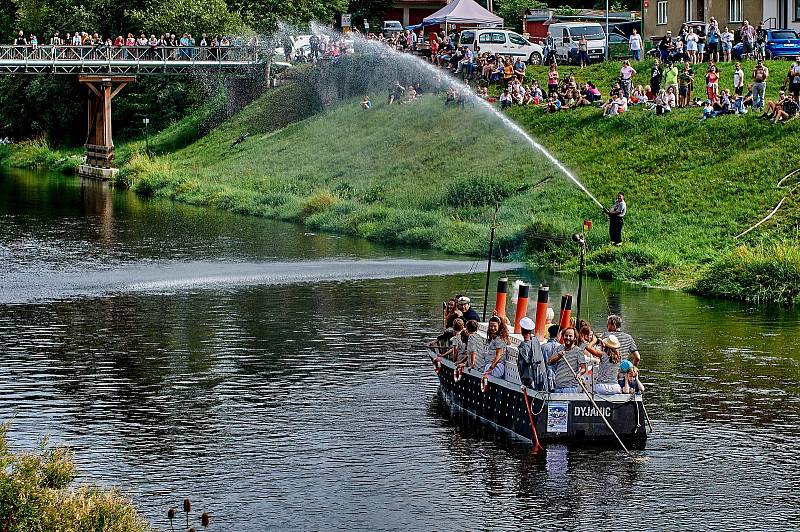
{"left": 4, "top": 58, "right": 799, "bottom": 302}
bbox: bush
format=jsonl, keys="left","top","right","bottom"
{"left": 694, "top": 245, "right": 800, "bottom": 304}
{"left": 0, "top": 424, "right": 151, "bottom": 531}
{"left": 442, "top": 175, "right": 517, "bottom": 208}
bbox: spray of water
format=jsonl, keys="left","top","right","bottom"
{"left": 323, "top": 28, "right": 606, "bottom": 210}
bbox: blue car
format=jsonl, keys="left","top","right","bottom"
{"left": 733, "top": 29, "right": 800, "bottom": 59}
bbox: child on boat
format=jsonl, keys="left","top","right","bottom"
{"left": 622, "top": 365, "right": 645, "bottom": 394}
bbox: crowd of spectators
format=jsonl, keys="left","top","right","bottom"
{"left": 9, "top": 29, "right": 260, "bottom": 61}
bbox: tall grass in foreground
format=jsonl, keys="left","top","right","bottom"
{"left": 0, "top": 424, "right": 151, "bottom": 531}
{"left": 694, "top": 245, "right": 800, "bottom": 304}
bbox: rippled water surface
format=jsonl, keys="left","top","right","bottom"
{"left": 1, "top": 169, "right": 798, "bottom": 530}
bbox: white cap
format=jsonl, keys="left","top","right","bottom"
{"left": 519, "top": 317, "right": 535, "bottom": 331}
{"left": 458, "top": 296, "right": 470, "bottom": 304}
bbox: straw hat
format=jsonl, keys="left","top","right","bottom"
{"left": 604, "top": 334, "right": 621, "bottom": 349}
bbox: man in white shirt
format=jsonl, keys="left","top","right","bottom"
{"left": 628, "top": 29, "right": 643, "bottom": 61}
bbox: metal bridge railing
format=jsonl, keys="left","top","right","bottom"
{"left": 0, "top": 45, "right": 271, "bottom": 75}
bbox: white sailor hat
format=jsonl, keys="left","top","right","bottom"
{"left": 519, "top": 317, "right": 535, "bottom": 331}
{"left": 458, "top": 296, "right": 471, "bottom": 304}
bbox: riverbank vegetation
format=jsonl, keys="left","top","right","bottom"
{"left": 2, "top": 58, "right": 798, "bottom": 303}
{"left": 0, "top": 424, "right": 151, "bottom": 531}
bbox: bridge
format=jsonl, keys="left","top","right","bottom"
{"left": 0, "top": 45, "right": 271, "bottom": 178}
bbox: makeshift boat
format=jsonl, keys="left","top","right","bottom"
{"left": 426, "top": 230, "right": 650, "bottom": 448}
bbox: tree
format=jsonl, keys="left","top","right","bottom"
{"left": 495, "top": 0, "right": 548, "bottom": 31}
{"left": 227, "top": 0, "right": 348, "bottom": 33}
{"left": 347, "top": 0, "right": 393, "bottom": 32}
{"left": 127, "top": 0, "right": 244, "bottom": 38}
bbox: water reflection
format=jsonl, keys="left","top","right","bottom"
{"left": 0, "top": 168, "right": 798, "bottom": 529}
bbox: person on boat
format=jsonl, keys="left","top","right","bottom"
{"left": 448, "top": 319, "right": 466, "bottom": 362}
{"left": 622, "top": 365, "right": 645, "bottom": 394}
{"left": 483, "top": 315, "right": 509, "bottom": 378}
{"left": 548, "top": 327, "right": 586, "bottom": 393}
{"left": 517, "top": 317, "right": 547, "bottom": 390}
{"left": 618, "top": 359, "right": 633, "bottom": 388}
{"left": 540, "top": 324, "right": 562, "bottom": 390}
{"left": 578, "top": 325, "right": 603, "bottom": 364}
{"left": 457, "top": 296, "right": 481, "bottom": 323}
{"left": 603, "top": 314, "right": 641, "bottom": 366}
{"left": 594, "top": 335, "right": 623, "bottom": 394}
{"left": 465, "top": 319, "right": 483, "bottom": 370}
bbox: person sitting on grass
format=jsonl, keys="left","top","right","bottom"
{"left": 546, "top": 96, "right": 562, "bottom": 113}
{"left": 500, "top": 88, "right": 513, "bottom": 110}
{"left": 712, "top": 89, "right": 733, "bottom": 116}
{"left": 732, "top": 94, "right": 747, "bottom": 114}
{"left": 770, "top": 94, "right": 799, "bottom": 123}
{"left": 622, "top": 365, "right": 645, "bottom": 394}
{"left": 361, "top": 95, "right": 371, "bottom": 110}
{"left": 654, "top": 89, "right": 671, "bottom": 115}
{"left": 585, "top": 82, "right": 601, "bottom": 103}
{"left": 700, "top": 99, "right": 715, "bottom": 121}
{"left": 762, "top": 91, "right": 789, "bottom": 120}
{"left": 629, "top": 85, "right": 648, "bottom": 104}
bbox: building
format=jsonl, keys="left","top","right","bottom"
{"left": 643, "top": 0, "right": 800, "bottom": 39}
{"left": 384, "top": 1, "right": 449, "bottom": 27}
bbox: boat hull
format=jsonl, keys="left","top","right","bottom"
{"left": 430, "top": 352, "right": 648, "bottom": 445}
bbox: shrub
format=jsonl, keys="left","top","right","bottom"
{"left": 694, "top": 245, "right": 800, "bottom": 304}
{"left": 301, "top": 190, "right": 338, "bottom": 218}
{"left": 0, "top": 424, "right": 151, "bottom": 531}
{"left": 442, "top": 176, "right": 517, "bottom": 208}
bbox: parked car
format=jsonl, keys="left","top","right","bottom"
{"left": 545, "top": 22, "right": 608, "bottom": 64}
{"left": 732, "top": 29, "right": 800, "bottom": 59}
{"left": 382, "top": 20, "right": 404, "bottom": 38}
{"left": 459, "top": 28, "right": 544, "bottom": 64}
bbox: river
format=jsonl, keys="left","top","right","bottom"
{"left": 1, "top": 168, "right": 798, "bottom": 530}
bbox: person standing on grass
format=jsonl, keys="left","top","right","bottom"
{"left": 604, "top": 192, "right": 626, "bottom": 245}
{"left": 752, "top": 60, "right": 769, "bottom": 111}
{"left": 620, "top": 60, "right": 636, "bottom": 98}
{"left": 720, "top": 26, "right": 733, "bottom": 62}
{"left": 733, "top": 61, "right": 745, "bottom": 97}
{"left": 785, "top": 57, "right": 800, "bottom": 100}
{"left": 578, "top": 34, "right": 589, "bottom": 68}
{"left": 650, "top": 58, "right": 663, "bottom": 95}
{"left": 706, "top": 18, "right": 719, "bottom": 63}
{"left": 629, "top": 29, "right": 643, "bottom": 61}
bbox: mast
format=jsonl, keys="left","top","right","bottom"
{"left": 482, "top": 203, "right": 500, "bottom": 322}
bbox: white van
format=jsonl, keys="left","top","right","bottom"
{"left": 548, "top": 22, "right": 607, "bottom": 64}
{"left": 459, "top": 29, "right": 544, "bottom": 64}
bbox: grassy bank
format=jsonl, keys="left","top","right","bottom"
{"left": 0, "top": 424, "right": 151, "bottom": 531}
{"left": 3, "top": 58, "right": 799, "bottom": 303}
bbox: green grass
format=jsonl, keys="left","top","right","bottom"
{"left": 4, "top": 58, "right": 800, "bottom": 303}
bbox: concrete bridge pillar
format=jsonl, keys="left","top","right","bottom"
{"left": 78, "top": 75, "right": 135, "bottom": 179}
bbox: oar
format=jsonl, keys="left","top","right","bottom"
{"left": 522, "top": 386, "right": 542, "bottom": 449}
{"left": 641, "top": 396, "right": 654, "bottom": 433}
{"left": 564, "top": 357, "right": 631, "bottom": 455}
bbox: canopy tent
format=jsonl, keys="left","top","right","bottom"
{"left": 407, "top": 0, "right": 503, "bottom": 30}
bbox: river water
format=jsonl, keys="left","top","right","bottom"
{"left": 1, "top": 168, "right": 798, "bottom": 530}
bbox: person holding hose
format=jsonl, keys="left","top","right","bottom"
{"left": 604, "top": 192, "right": 627, "bottom": 245}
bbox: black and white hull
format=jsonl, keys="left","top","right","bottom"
{"left": 428, "top": 350, "right": 649, "bottom": 445}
